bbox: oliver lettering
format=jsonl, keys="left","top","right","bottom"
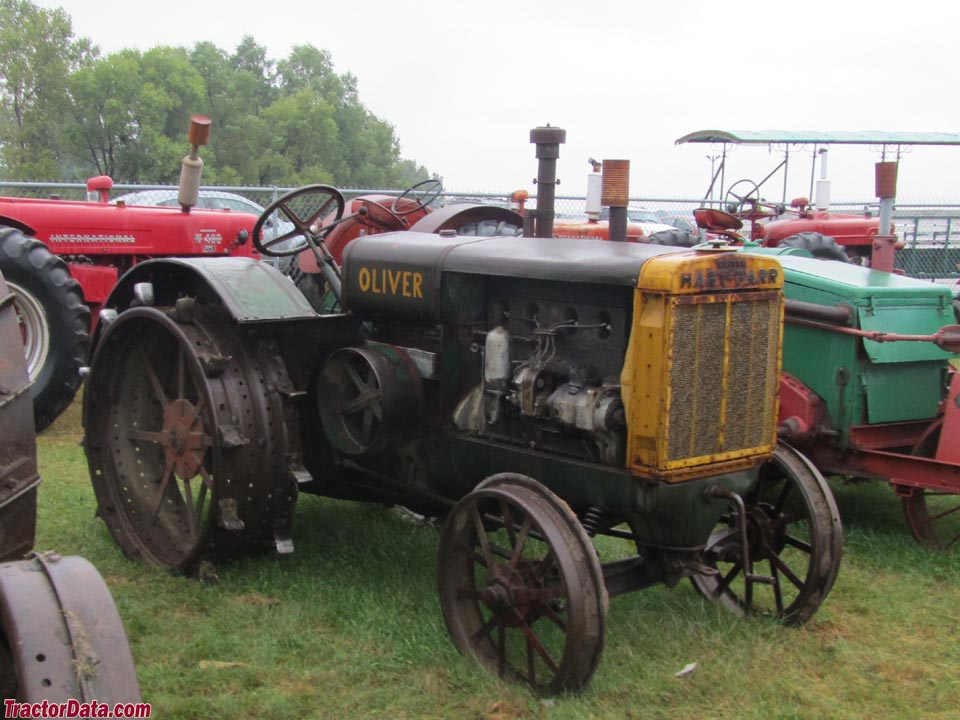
{"left": 357, "top": 266, "right": 424, "bottom": 299}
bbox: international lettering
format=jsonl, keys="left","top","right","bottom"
{"left": 357, "top": 266, "right": 424, "bottom": 299}
{"left": 49, "top": 233, "right": 136, "bottom": 244}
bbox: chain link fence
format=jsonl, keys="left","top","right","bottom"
{"left": 2, "top": 181, "right": 958, "bottom": 284}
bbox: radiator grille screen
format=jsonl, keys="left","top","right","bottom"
{"left": 666, "top": 292, "right": 780, "bottom": 464}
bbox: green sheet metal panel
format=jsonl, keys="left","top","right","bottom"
{"left": 862, "top": 361, "right": 944, "bottom": 424}
{"left": 774, "top": 255, "right": 956, "bottom": 300}
{"left": 767, "top": 254, "right": 954, "bottom": 432}
{"left": 781, "top": 322, "right": 863, "bottom": 443}
{"left": 857, "top": 303, "right": 955, "bottom": 363}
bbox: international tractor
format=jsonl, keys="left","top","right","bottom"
{"left": 0, "top": 118, "right": 260, "bottom": 431}
{"left": 80, "top": 128, "right": 842, "bottom": 693}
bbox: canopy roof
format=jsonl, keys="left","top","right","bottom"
{"left": 676, "top": 130, "right": 960, "bottom": 146}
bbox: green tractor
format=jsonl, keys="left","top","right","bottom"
{"left": 80, "top": 173, "right": 843, "bottom": 693}
{"left": 757, "top": 250, "right": 960, "bottom": 548}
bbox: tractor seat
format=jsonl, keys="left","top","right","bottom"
{"left": 693, "top": 207, "right": 743, "bottom": 232}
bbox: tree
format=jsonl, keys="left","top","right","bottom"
{"left": 0, "top": 0, "right": 94, "bottom": 179}
{"left": 2, "top": 11, "right": 434, "bottom": 187}
{"left": 66, "top": 47, "right": 205, "bottom": 182}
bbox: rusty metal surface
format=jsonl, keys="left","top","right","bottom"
{"left": 438, "top": 474, "right": 607, "bottom": 694}
{"left": 100, "top": 257, "right": 318, "bottom": 324}
{"left": 0, "top": 272, "right": 39, "bottom": 562}
{"left": 0, "top": 554, "right": 141, "bottom": 702}
{"left": 691, "top": 443, "right": 843, "bottom": 625}
{"left": 84, "top": 304, "right": 301, "bottom": 568}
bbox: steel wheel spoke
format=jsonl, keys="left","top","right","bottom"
{"left": 783, "top": 533, "right": 812, "bottom": 553}
{"left": 768, "top": 552, "right": 805, "bottom": 590}
{"left": 540, "top": 599, "right": 568, "bottom": 631}
{"left": 470, "top": 613, "right": 498, "bottom": 646}
{"left": 771, "top": 562, "right": 784, "bottom": 613}
{"left": 516, "top": 616, "right": 561, "bottom": 675}
{"left": 128, "top": 429, "right": 168, "bottom": 445}
{"left": 145, "top": 360, "right": 169, "bottom": 407}
{"left": 923, "top": 503, "right": 960, "bottom": 524}
{"left": 177, "top": 346, "right": 185, "bottom": 401}
{"left": 152, "top": 457, "right": 175, "bottom": 519}
{"left": 500, "top": 499, "right": 518, "bottom": 548}
{"left": 472, "top": 507, "right": 494, "bottom": 568}
{"left": 714, "top": 562, "right": 743, "bottom": 597}
{"left": 509, "top": 517, "right": 533, "bottom": 569}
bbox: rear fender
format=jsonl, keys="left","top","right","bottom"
{"left": 97, "top": 257, "right": 318, "bottom": 334}
{"left": 0, "top": 216, "right": 37, "bottom": 236}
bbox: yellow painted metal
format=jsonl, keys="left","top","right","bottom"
{"left": 620, "top": 251, "right": 784, "bottom": 482}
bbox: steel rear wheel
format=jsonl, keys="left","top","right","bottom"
{"left": 84, "top": 304, "right": 298, "bottom": 570}
{"left": 692, "top": 443, "right": 843, "bottom": 625}
{"left": 438, "top": 474, "right": 607, "bottom": 694}
{"left": 901, "top": 425, "right": 960, "bottom": 549}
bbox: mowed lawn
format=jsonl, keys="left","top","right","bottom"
{"left": 34, "top": 399, "right": 960, "bottom": 720}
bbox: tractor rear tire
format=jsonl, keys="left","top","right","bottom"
{"left": 0, "top": 228, "right": 90, "bottom": 432}
{"left": 778, "top": 232, "right": 850, "bottom": 262}
{"left": 647, "top": 228, "right": 699, "bottom": 247}
{"left": 454, "top": 219, "right": 521, "bottom": 237}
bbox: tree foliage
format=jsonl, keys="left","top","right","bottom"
{"left": 0, "top": 3, "right": 431, "bottom": 187}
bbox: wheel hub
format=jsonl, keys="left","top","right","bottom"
{"left": 160, "top": 399, "right": 206, "bottom": 478}
{"left": 481, "top": 567, "right": 539, "bottom": 626}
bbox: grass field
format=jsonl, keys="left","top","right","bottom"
{"left": 33, "top": 399, "right": 960, "bottom": 720}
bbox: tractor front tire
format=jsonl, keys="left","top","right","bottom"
{"left": 0, "top": 228, "right": 90, "bottom": 431}
{"left": 778, "top": 232, "right": 850, "bottom": 262}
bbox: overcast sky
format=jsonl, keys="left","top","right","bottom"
{"left": 35, "top": 0, "right": 960, "bottom": 203}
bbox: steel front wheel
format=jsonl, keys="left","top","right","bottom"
{"left": 901, "top": 425, "right": 960, "bottom": 549}
{"left": 437, "top": 474, "right": 607, "bottom": 694}
{"left": 692, "top": 443, "right": 843, "bottom": 625}
{"left": 903, "top": 490, "right": 960, "bottom": 549}
{"left": 84, "top": 304, "right": 297, "bottom": 570}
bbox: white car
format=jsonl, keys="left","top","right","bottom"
{"left": 113, "top": 189, "right": 295, "bottom": 242}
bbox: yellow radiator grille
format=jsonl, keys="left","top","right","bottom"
{"left": 666, "top": 292, "right": 781, "bottom": 467}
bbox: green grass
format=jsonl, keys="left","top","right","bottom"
{"left": 35, "top": 400, "right": 960, "bottom": 720}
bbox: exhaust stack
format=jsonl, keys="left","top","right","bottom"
{"left": 529, "top": 125, "right": 566, "bottom": 238}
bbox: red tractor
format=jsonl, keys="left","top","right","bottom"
{"left": 0, "top": 118, "right": 261, "bottom": 430}
{"left": 676, "top": 129, "right": 960, "bottom": 263}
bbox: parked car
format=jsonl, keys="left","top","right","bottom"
{"left": 113, "top": 189, "right": 295, "bottom": 241}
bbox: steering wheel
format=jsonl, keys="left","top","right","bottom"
{"left": 391, "top": 179, "right": 443, "bottom": 216}
{"left": 253, "top": 184, "right": 345, "bottom": 257}
{"left": 724, "top": 179, "right": 762, "bottom": 216}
